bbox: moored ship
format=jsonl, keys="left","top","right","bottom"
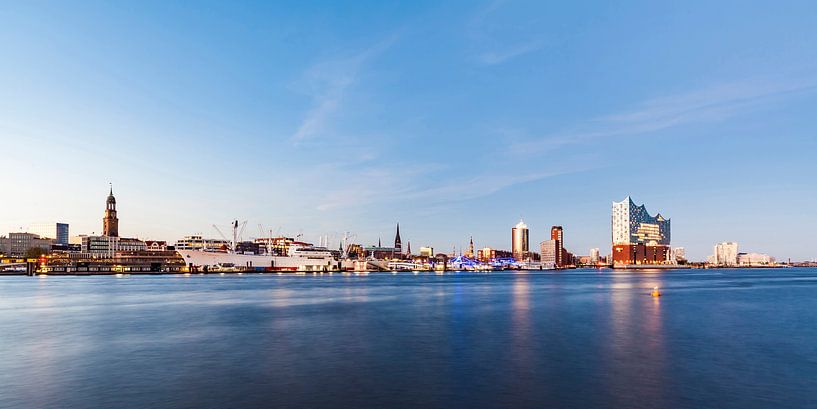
{"left": 176, "top": 221, "right": 339, "bottom": 272}
{"left": 176, "top": 246, "right": 338, "bottom": 272}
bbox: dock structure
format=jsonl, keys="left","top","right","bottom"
{"left": 0, "top": 257, "right": 41, "bottom": 275}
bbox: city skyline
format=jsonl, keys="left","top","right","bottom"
{"left": 2, "top": 1, "right": 817, "bottom": 260}
{"left": 0, "top": 188, "right": 793, "bottom": 263}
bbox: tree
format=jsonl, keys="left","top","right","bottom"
{"left": 24, "top": 247, "right": 48, "bottom": 258}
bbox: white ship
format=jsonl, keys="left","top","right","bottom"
{"left": 176, "top": 221, "right": 339, "bottom": 272}
{"left": 177, "top": 247, "right": 338, "bottom": 272}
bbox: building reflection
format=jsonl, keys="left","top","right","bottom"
{"left": 607, "top": 272, "right": 667, "bottom": 407}
{"left": 509, "top": 274, "right": 534, "bottom": 380}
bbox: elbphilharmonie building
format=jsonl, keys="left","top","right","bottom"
{"left": 611, "top": 197, "right": 671, "bottom": 265}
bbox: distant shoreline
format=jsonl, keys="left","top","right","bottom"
{"left": 0, "top": 265, "right": 801, "bottom": 277}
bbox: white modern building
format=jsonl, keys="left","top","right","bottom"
{"left": 712, "top": 242, "right": 739, "bottom": 266}
{"left": 590, "top": 248, "right": 600, "bottom": 264}
{"left": 737, "top": 252, "right": 774, "bottom": 266}
{"left": 673, "top": 247, "right": 686, "bottom": 262}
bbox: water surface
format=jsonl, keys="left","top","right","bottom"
{"left": 1, "top": 268, "right": 815, "bottom": 408}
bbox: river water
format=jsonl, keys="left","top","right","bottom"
{"left": 0, "top": 268, "right": 815, "bottom": 408}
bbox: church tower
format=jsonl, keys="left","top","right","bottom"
{"left": 103, "top": 185, "right": 119, "bottom": 237}
{"left": 393, "top": 223, "right": 402, "bottom": 254}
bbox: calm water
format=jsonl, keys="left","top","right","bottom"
{"left": 1, "top": 268, "right": 816, "bottom": 409}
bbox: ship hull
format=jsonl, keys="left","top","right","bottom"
{"left": 177, "top": 250, "right": 338, "bottom": 272}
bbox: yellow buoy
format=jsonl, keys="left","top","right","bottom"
{"left": 651, "top": 286, "right": 662, "bottom": 297}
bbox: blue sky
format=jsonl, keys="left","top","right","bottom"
{"left": 1, "top": 1, "right": 816, "bottom": 261}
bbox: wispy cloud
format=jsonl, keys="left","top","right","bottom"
{"left": 468, "top": 0, "right": 543, "bottom": 65}
{"left": 313, "top": 160, "right": 595, "bottom": 212}
{"left": 402, "top": 167, "right": 592, "bottom": 203}
{"left": 478, "top": 40, "right": 542, "bottom": 65}
{"left": 508, "top": 76, "right": 817, "bottom": 155}
{"left": 290, "top": 36, "right": 397, "bottom": 143}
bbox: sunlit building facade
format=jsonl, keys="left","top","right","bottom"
{"left": 711, "top": 242, "right": 739, "bottom": 266}
{"left": 512, "top": 219, "right": 529, "bottom": 261}
{"left": 611, "top": 196, "right": 672, "bottom": 265}
{"left": 551, "top": 226, "right": 565, "bottom": 267}
{"left": 103, "top": 186, "right": 119, "bottom": 237}
{"left": 737, "top": 252, "right": 773, "bottom": 266}
{"left": 540, "top": 239, "right": 557, "bottom": 267}
{"left": 590, "top": 248, "right": 600, "bottom": 264}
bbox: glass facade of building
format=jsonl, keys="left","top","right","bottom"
{"left": 612, "top": 197, "right": 670, "bottom": 246}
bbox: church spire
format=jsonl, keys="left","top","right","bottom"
{"left": 394, "top": 222, "right": 402, "bottom": 253}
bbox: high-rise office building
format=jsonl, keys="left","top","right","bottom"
{"left": 512, "top": 219, "right": 529, "bottom": 261}
{"left": 551, "top": 226, "right": 564, "bottom": 267}
{"left": 103, "top": 186, "right": 119, "bottom": 237}
{"left": 28, "top": 222, "right": 69, "bottom": 245}
{"left": 540, "top": 239, "right": 557, "bottom": 267}
{"left": 611, "top": 196, "right": 671, "bottom": 265}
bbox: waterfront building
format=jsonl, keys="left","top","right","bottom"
{"left": 0, "top": 233, "right": 53, "bottom": 257}
{"left": 673, "top": 247, "right": 687, "bottom": 263}
{"left": 478, "top": 247, "right": 494, "bottom": 262}
{"left": 364, "top": 224, "right": 405, "bottom": 260}
{"left": 712, "top": 242, "right": 739, "bottom": 266}
{"left": 419, "top": 247, "right": 434, "bottom": 257}
{"left": 28, "top": 223, "right": 69, "bottom": 245}
{"left": 466, "top": 236, "right": 475, "bottom": 258}
{"left": 103, "top": 186, "right": 119, "bottom": 237}
{"left": 551, "top": 226, "right": 564, "bottom": 267}
{"left": 477, "top": 247, "right": 512, "bottom": 262}
{"left": 737, "top": 252, "right": 774, "bottom": 266}
{"left": 81, "top": 236, "right": 146, "bottom": 256}
{"left": 364, "top": 245, "right": 400, "bottom": 260}
{"left": 512, "top": 219, "right": 529, "bottom": 261}
{"left": 611, "top": 196, "right": 672, "bottom": 266}
{"left": 590, "top": 248, "right": 600, "bottom": 264}
{"left": 540, "top": 240, "right": 557, "bottom": 267}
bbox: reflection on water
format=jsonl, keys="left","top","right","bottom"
{"left": 1, "top": 269, "right": 816, "bottom": 409}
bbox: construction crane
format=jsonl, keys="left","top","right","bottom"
{"left": 212, "top": 220, "right": 247, "bottom": 252}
